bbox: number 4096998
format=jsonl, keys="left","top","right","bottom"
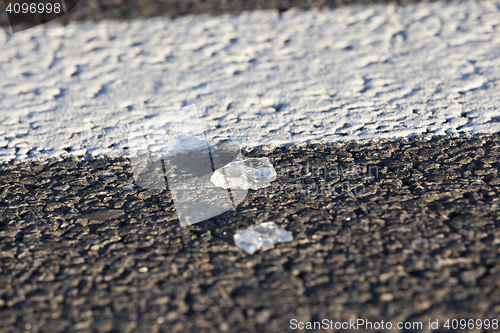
{"left": 444, "top": 319, "right": 498, "bottom": 330}
{"left": 6, "top": 2, "right": 62, "bottom": 14}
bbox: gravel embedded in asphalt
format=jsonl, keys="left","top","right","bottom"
{"left": 1, "top": 133, "right": 500, "bottom": 332}
{"left": 0, "top": 0, "right": 430, "bottom": 29}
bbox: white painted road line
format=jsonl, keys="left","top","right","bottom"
{"left": 1, "top": 1, "right": 500, "bottom": 163}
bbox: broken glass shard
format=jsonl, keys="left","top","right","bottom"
{"left": 127, "top": 105, "right": 246, "bottom": 227}
{"left": 211, "top": 157, "right": 276, "bottom": 190}
{"left": 234, "top": 222, "right": 293, "bottom": 255}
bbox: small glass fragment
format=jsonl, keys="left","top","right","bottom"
{"left": 234, "top": 222, "right": 293, "bottom": 254}
{"left": 122, "top": 184, "right": 136, "bottom": 191}
{"left": 54, "top": 184, "right": 70, "bottom": 191}
{"left": 100, "top": 172, "right": 116, "bottom": 179}
{"left": 211, "top": 157, "right": 276, "bottom": 190}
{"left": 412, "top": 237, "right": 430, "bottom": 250}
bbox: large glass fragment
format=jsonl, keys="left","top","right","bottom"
{"left": 127, "top": 105, "right": 247, "bottom": 226}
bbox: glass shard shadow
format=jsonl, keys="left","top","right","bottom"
{"left": 128, "top": 105, "right": 247, "bottom": 227}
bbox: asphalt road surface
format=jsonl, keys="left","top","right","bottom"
{"left": 0, "top": 0, "right": 434, "bottom": 29}
{"left": 1, "top": 133, "right": 500, "bottom": 332}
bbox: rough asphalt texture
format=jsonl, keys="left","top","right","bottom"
{"left": 2, "top": 134, "right": 500, "bottom": 332}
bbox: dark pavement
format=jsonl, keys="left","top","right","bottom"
{"left": 0, "top": 0, "right": 436, "bottom": 30}
{"left": 1, "top": 134, "right": 500, "bottom": 332}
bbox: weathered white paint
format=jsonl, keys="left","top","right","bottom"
{"left": 1, "top": 1, "right": 499, "bottom": 163}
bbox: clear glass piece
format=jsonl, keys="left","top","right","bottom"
{"left": 234, "top": 222, "right": 293, "bottom": 255}
{"left": 128, "top": 105, "right": 243, "bottom": 227}
{"left": 211, "top": 157, "right": 276, "bottom": 190}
